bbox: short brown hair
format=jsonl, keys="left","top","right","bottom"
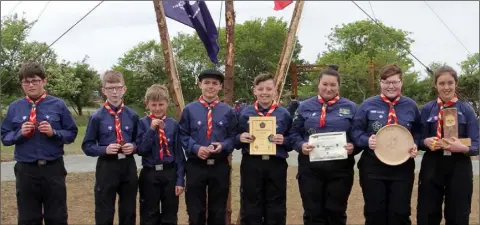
{"left": 434, "top": 65, "right": 458, "bottom": 84}
{"left": 379, "top": 64, "right": 403, "bottom": 80}
{"left": 253, "top": 72, "right": 275, "bottom": 86}
{"left": 19, "top": 61, "right": 46, "bottom": 81}
{"left": 144, "top": 84, "right": 170, "bottom": 103}
{"left": 102, "top": 70, "right": 125, "bottom": 86}
{"left": 318, "top": 65, "right": 341, "bottom": 84}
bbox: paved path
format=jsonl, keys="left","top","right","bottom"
{"left": 2, "top": 151, "right": 479, "bottom": 181}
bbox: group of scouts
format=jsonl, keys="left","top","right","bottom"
{"left": 1, "top": 61, "right": 478, "bottom": 225}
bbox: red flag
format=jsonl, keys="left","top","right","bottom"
{"left": 274, "top": 1, "right": 293, "bottom": 11}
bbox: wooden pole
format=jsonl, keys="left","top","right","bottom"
{"left": 224, "top": 0, "right": 235, "bottom": 224}
{"left": 153, "top": 0, "right": 185, "bottom": 119}
{"left": 224, "top": 0, "right": 235, "bottom": 107}
{"left": 274, "top": 0, "right": 304, "bottom": 103}
{"left": 291, "top": 63, "right": 298, "bottom": 98}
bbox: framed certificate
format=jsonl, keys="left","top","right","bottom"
{"left": 249, "top": 116, "right": 277, "bottom": 155}
{"left": 308, "top": 132, "right": 347, "bottom": 162}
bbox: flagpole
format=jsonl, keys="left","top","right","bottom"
{"left": 223, "top": 0, "right": 235, "bottom": 107}
{"left": 224, "top": 0, "right": 236, "bottom": 224}
{"left": 274, "top": 0, "right": 304, "bottom": 103}
{"left": 153, "top": 0, "right": 185, "bottom": 119}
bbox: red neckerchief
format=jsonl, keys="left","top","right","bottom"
{"left": 148, "top": 114, "right": 171, "bottom": 160}
{"left": 25, "top": 91, "right": 48, "bottom": 137}
{"left": 380, "top": 94, "right": 401, "bottom": 125}
{"left": 104, "top": 101, "right": 124, "bottom": 144}
{"left": 198, "top": 96, "right": 220, "bottom": 139}
{"left": 254, "top": 100, "right": 278, "bottom": 117}
{"left": 318, "top": 95, "right": 340, "bottom": 127}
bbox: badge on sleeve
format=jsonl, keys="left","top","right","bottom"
{"left": 339, "top": 108, "right": 351, "bottom": 115}
{"left": 372, "top": 121, "right": 382, "bottom": 132}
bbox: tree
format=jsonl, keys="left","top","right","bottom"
{"left": 1, "top": 14, "right": 58, "bottom": 100}
{"left": 458, "top": 53, "right": 480, "bottom": 114}
{"left": 46, "top": 57, "right": 101, "bottom": 115}
{"left": 315, "top": 20, "right": 417, "bottom": 104}
{"left": 112, "top": 40, "right": 175, "bottom": 115}
{"left": 171, "top": 17, "right": 305, "bottom": 103}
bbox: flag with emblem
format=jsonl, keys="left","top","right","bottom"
{"left": 163, "top": 1, "right": 219, "bottom": 64}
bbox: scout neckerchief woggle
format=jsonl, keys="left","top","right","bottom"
{"left": 380, "top": 94, "right": 400, "bottom": 125}
{"left": 148, "top": 114, "right": 171, "bottom": 160}
{"left": 318, "top": 95, "right": 340, "bottom": 127}
{"left": 104, "top": 101, "right": 125, "bottom": 145}
{"left": 25, "top": 91, "right": 48, "bottom": 137}
{"left": 199, "top": 96, "right": 220, "bottom": 139}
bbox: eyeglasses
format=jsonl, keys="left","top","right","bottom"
{"left": 21, "top": 79, "right": 43, "bottom": 86}
{"left": 381, "top": 80, "right": 402, "bottom": 86}
{"left": 104, "top": 86, "right": 124, "bottom": 92}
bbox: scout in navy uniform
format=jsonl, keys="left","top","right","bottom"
{"left": 1, "top": 62, "right": 78, "bottom": 225}
{"left": 416, "top": 66, "right": 479, "bottom": 225}
{"left": 179, "top": 69, "right": 238, "bottom": 225}
{"left": 236, "top": 73, "right": 292, "bottom": 225}
{"left": 289, "top": 66, "right": 358, "bottom": 225}
{"left": 81, "top": 70, "right": 139, "bottom": 225}
{"left": 136, "top": 84, "right": 185, "bottom": 225}
{"left": 351, "top": 64, "right": 420, "bottom": 225}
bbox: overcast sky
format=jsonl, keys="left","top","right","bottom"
{"left": 1, "top": 1, "right": 478, "bottom": 78}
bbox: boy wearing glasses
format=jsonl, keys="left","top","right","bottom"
{"left": 1, "top": 61, "right": 78, "bottom": 225}
{"left": 82, "top": 70, "right": 139, "bottom": 225}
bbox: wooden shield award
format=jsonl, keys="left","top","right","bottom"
{"left": 375, "top": 124, "right": 413, "bottom": 166}
{"left": 438, "top": 108, "right": 471, "bottom": 153}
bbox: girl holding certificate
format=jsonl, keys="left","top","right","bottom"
{"left": 351, "top": 64, "right": 420, "bottom": 225}
{"left": 236, "top": 73, "right": 292, "bottom": 225}
{"left": 289, "top": 65, "right": 358, "bottom": 225}
{"left": 416, "top": 66, "right": 479, "bottom": 225}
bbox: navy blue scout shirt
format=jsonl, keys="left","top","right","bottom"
{"left": 419, "top": 100, "right": 479, "bottom": 156}
{"left": 351, "top": 95, "right": 421, "bottom": 180}
{"left": 1, "top": 96, "right": 78, "bottom": 162}
{"left": 235, "top": 104, "right": 293, "bottom": 158}
{"left": 82, "top": 103, "right": 139, "bottom": 156}
{"left": 136, "top": 116, "right": 185, "bottom": 186}
{"left": 289, "top": 96, "right": 359, "bottom": 169}
{"left": 179, "top": 101, "right": 238, "bottom": 160}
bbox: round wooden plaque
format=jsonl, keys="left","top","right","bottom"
{"left": 375, "top": 124, "right": 413, "bottom": 166}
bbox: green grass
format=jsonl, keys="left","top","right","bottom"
{"left": 1, "top": 126, "right": 86, "bottom": 162}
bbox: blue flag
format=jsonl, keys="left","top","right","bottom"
{"left": 163, "top": 1, "right": 219, "bottom": 64}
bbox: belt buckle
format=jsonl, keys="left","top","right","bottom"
{"left": 37, "top": 160, "right": 47, "bottom": 166}
{"left": 207, "top": 159, "right": 215, "bottom": 165}
{"left": 118, "top": 153, "right": 126, "bottom": 159}
{"left": 443, "top": 151, "right": 451, "bottom": 156}
{"left": 155, "top": 164, "right": 163, "bottom": 171}
{"left": 262, "top": 155, "right": 270, "bottom": 160}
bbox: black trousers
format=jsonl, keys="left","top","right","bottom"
{"left": 185, "top": 158, "right": 230, "bottom": 225}
{"left": 14, "top": 157, "right": 68, "bottom": 225}
{"left": 240, "top": 155, "right": 288, "bottom": 225}
{"left": 94, "top": 156, "right": 138, "bottom": 225}
{"left": 297, "top": 163, "right": 354, "bottom": 225}
{"left": 417, "top": 154, "right": 473, "bottom": 225}
{"left": 139, "top": 164, "right": 179, "bottom": 225}
{"left": 359, "top": 174, "right": 414, "bottom": 225}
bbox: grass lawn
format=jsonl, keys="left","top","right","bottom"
{"left": 1, "top": 126, "right": 86, "bottom": 162}
{"left": 1, "top": 164, "right": 479, "bottom": 224}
